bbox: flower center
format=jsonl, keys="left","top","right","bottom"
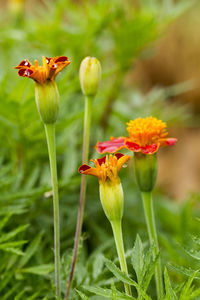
{"left": 126, "top": 117, "right": 168, "bottom": 146}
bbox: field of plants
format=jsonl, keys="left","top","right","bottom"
{"left": 0, "top": 0, "right": 200, "bottom": 299}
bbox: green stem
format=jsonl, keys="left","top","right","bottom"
{"left": 141, "top": 191, "right": 163, "bottom": 299}
{"left": 44, "top": 123, "right": 60, "bottom": 299}
{"left": 110, "top": 220, "right": 132, "bottom": 296}
{"left": 65, "top": 95, "right": 93, "bottom": 300}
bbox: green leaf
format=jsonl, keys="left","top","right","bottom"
{"left": 18, "top": 231, "right": 43, "bottom": 268}
{"left": 164, "top": 268, "right": 178, "bottom": 300}
{"left": 105, "top": 259, "right": 151, "bottom": 300}
{"left": 179, "top": 270, "right": 199, "bottom": 299}
{"left": 20, "top": 264, "right": 54, "bottom": 275}
{"left": 0, "top": 225, "right": 28, "bottom": 243}
{"left": 169, "top": 264, "right": 200, "bottom": 280}
{"left": 76, "top": 290, "right": 89, "bottom": 300}
{"left": 83, "top": 286, "right": 135, "bottom": 299}
{"left": 131, "top": 234, "right": 144, "bottom": 284}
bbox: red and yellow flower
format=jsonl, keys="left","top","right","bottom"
{"left": 79, "top": 153, "right": 131, "bottom": 183}
{"left": 15, "top": 56, "right": 70, "bottom": 85}
{"left": 96, "top": 117, "right": 177, "bottom": 155}
{"left": 15, "top": 56, "right": 70, "bottom": 124}
{"left": 79, "top": 153, "right": 131, "bottom": 222}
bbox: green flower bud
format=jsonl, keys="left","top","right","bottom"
{"left": 134, "top": 153, "right": 157, "bottom": 192}
{"left": 35, "top": 81, "right": 59, "bottom": 124}
{"left": 79, "top": 56, "right": 101, "bottom": 96}
{"left": 99, "top": 180, "right": 124, "bottom": 222}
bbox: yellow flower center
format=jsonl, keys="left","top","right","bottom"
{"left": 126, "top": 117, "right": 168, "bottom": 146}
{"left": 94, "top": 155, "right": 119, "bottom": 183}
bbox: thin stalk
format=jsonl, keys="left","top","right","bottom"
{"left": 110, "top": 220, "right": 132, "bottom": 296}
{"left": 44, "top": 123, "right": 60, "bottom": 299}
{"left": 65, "top": 95, "right": 93, "bottom": 300}
{"left": 141, "top": 191, "right": 163, "bottom": 299}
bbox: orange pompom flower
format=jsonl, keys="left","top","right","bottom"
{"left": 96, "top": 116, "right": 177, "bottom": 155}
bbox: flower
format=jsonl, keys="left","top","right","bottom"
{"left": 15, "top": 56, "right": 70, "bottom": 85}
{"left": 79, "top": 153, "right": 131, "bottom": 222}
{"left": 15, "top": 56, "right": 70, "bottom": 124}
{"left": 96, "top": 117, "right": 177, "bottom": 155}
{"left": 79, "top": 153, "right": 131, "bottom": 183}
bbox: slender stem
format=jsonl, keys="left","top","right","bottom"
{"left": 110, "top": 220, "right": 132, "bottom": 296}
{"left": 141, "top": 191, "right": 163, "bottom": 299}
{"left": 44, "top": 123, "right": 60, "bottom": 299}
{"left": 65, "top": 95, "right": 93, "bottom": 300}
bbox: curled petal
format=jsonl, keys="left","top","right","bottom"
{"left": 78, "top": 164, "right": 99, "bottom": 177}
{"left": 95, "top": 137, "right": 126, "bottom": 154}
{"left": 162, "top": 138, "right": 177, "bottom": 146}
{"left": 96, "top": 156, "right": 106, "bottom": 166}
{"left": 125, "top": 140, "right": 159, "bottom": 154}
{"left": 15, "top": 59, "right": 32, "bottom": 69}
{"left": 140, "top": 144, "right": 159, "bottom": 154}
{"left": 54, "top": 56, "right": 69, "bottom": 63}
{"left": 18, "top": 68, "right": 34, "bottom": 77}
{"left": 116, "top": 153, "right": 131, "bottom": 171}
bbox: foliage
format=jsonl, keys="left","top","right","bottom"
{"left": 0, "top": 0, "right": 199, "bottom": 299}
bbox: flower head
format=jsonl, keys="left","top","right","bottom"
{"left": 79, "top": 153, "right": 131, "bottom": 183}
{"left": 96, "top": 117, "right": 177, "bottom": 155}
{"left": 15, "top": 56, "right": 70, "bottom": 85}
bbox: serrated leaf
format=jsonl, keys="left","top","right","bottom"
{"left": 164, "top": 268, "right": 178, "bottom": 300}
{"left": 105, "top": 259, "right": 151, "bottom": 300}
{"left": 179, "top": 270, "right": 199, "bottom": 299}
{"left": 131, "top": 234, "right": 144, "bottom": 284}
{"left": 83, "top": 286, "right": 135, "bottom": 299}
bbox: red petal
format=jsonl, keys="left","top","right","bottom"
{"left": 140, "top": 144, "right": 159, "bottom": 154}
{"left": 18, "top": 68, "right": 34, "bottom": 77}
{"left": 95, "top": 137, "right": 126, "bottom": 153}
{"left": 15, "top": 59, "right": 31, "bottom": 69}
{"left": 125, "top": 140, "right": 159, "bottom": 154}
{"left": 114, "top": 153, "right": 124, "bottom": 160}
{"left": 164, "top": 138, "right": 177, "bottom": 146}
{"left": 125, "top": 141, "right": 141, "bottom": 152}
{"left": 96, "top": 156, "right": 106, "bottom": 166}
{"left": 78, "top": 164, "right": 91, "bottom": 173}
{"left": 54, "top": 56, "right": 69, "bottom": 63}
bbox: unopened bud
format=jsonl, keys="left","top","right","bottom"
{"left": 99, "top": 180, "right": 124, "bottom": 222}
{"left": 79, "top": 56, "right": 101, "bottom": 97}
{"left": 134, "top": 153, "right": 157, "bottom": 192}
{"left": 35, "top": 81, "right": 59, "bottom": 124}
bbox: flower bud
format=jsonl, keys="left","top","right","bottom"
{"left": 35, "top": 81, "right": 59, "bottom": 124}
{"left": 79, "top": 57, "right": 101, "bottom": 97}
{"left": 99, "top": 180, "right": 124, "bottom": 222}
{"left": 134, "top": 153, "right": 157, "bottom": 192}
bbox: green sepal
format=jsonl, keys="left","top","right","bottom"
{"left": 134, "top": 152, "right": 157, "bottom": 192}
{"left": 99, "top": 180, "right": 124, "bottom": 222}
{"left": 35, "top": 81, "right": 59, "bottom": 124}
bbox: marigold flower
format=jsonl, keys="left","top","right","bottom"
{"left": 96, "top": 117, "right": 177, "bottom": 155}
{"left": 79, "top": 153, "right": 131, "bottom": 183}
{"left": 15, "top": 56, "right": 70, "bottom": 124}
{"left": 15, "top": 56, "right": 70, "bottom": 85}
{"left": 79, "top": 153, "right": 130, "bottom": 223}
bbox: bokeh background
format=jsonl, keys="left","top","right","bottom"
{"left": 0, "top": 0, "right": 200, "bottom": 299}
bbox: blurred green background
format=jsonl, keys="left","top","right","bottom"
{"left": 0, "top": 0, "right": 200, "bottom": 299}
